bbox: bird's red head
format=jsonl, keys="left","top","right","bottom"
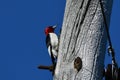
{"left": 45, "top": 26, "right": 56, "bottom": 35}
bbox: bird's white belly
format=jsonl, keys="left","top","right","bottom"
{"left": 48, "top": 33, "right": 58, "bottom": 58}
{"left": 49, "top": 33, "right": 58, "bottom": 49}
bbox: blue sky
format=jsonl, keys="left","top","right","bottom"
{"left": 0, "top": 0, "right": 119, "bottom": 80}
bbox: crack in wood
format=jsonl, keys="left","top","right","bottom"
{"left": 77, "top": 0, "right": 99, "bottom": 50}
{"left": 80, "top": 0, "right": 92, "bottom": 25}
{"left": 80, "top": 0, "right": 84, "bottom": 9}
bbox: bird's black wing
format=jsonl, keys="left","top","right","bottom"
{"left": 46, "top": 34, "right": 50, "bottom": 48}
{"left": 46, "top": 34, "right": 55, "bottom": 65}
{"left": 50, "top": 45, "right": 55, "bottom": 65}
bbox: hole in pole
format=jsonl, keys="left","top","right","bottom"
{"left": 74, "top": 57, "right": 82, "bottom": 72}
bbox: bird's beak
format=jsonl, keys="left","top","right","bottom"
{"left": 52, "top": 25, "right": 57, "bottom": 29}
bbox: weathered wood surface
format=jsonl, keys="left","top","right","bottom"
{"left": 54, "top": 0, "right": 113, "bottom": 80}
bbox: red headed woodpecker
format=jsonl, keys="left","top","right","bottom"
{"left": 45, "top": 25, "right": 58, "bottom": 64}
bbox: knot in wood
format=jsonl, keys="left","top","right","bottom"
{"left": 74, "top": 57, "right": 82, "bottom": 72}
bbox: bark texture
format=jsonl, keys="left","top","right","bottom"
{"left": 54, "top": 0, "right": 113, "bottom": 80}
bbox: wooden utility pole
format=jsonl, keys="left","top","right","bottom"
{"left": 54, "top": 0, "right": 113, "bottom": 80}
